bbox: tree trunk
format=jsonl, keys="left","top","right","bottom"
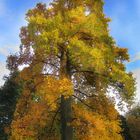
{"left": 61, "top": 96, "right": 73, "bottom": 140}
{"left": 60, "top": 50, "right": 73, "bottom": 140}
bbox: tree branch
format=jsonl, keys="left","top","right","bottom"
{"left": 72, "top": 95, "right": 95, "bottom": 111}
{"left": 74, "top": 89, "right": 96, "bottom": 98}
{"left": 49, "top": 107, "right": 60, "bottom": 134}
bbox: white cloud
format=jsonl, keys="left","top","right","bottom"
{"left": 0, "top": 45, "right": 19, "bottom": 87}
{"left": 130, "top": 52, "right": 140, "bottom": 63}
{"left": 132, "top": 68, "right": 140, "bottom": 102}
{"left": 0, "top": 47, "right": 9, "bottom": 57}
{"left": 0, "top": 61, "right": 9, "bottom": 86}
{"left": 0, "top": 45, "right": 19, "bottom": 58}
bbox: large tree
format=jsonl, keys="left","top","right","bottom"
{"left": 9, "top": 0, "right": 135, "bottom": 140}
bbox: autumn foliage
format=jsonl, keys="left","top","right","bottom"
{"left": 0, "top": 0, "right": 136, "bottom": 140}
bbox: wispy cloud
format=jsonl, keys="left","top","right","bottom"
{"left": 0, "top": 0, "right": 6, "bottom": 17}
{"left": 0, "top": 47, "right": 10, "bottom": 57}
{"left": 130, "top": 52, "right": 140, "bottom": 63}
{"left": 0, "top": 45, "right": 19, "bottom": 58}
{"left": 0, "top": 61, "right": 9, "bottom": 86}
{"left": 132, "top": 68, "right": 140, "bottom": 102}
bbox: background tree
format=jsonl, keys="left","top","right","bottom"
{"left": 125, "top": 104, "right": 140, "bottom": 140}
{"left": 0, "top": 55, "right": 22, "bottom": 140}
{"left": 120, "top": 115, "right": 132, "bottom": 140}
{"left": 9, "top": 0, "right": 135, "bottom": 140}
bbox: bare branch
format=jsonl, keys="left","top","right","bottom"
{"left": 74, "top": 89, "right": 96, "bottom": 98}
{"left": 72, "top": 95, "right": 95, "bottom": 111}
{"left": 49, "top": 107, "right": 60, "bottom": 134}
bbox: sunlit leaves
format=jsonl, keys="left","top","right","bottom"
{"left": 36, "top": 77, "right": 73, "bottom": 110}
{"left": 73, "top": 103, "right": 123, "bottom": 140}
{"left": 9, "top": 0, "right": 135, "bottom": 139}
{"left": 69, "top": 37, "right": 106, "bottom": 73}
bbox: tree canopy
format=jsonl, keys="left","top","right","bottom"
{"left": 0, "top": 71, "right": 21, "bottom": 140}
{"left": 125, "top": 105, "right": 140, "bottom": 140}
{"left": 1, "top": 0, "right": 136, "bottom": 140}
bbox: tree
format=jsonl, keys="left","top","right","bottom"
{"left": 9, "top": 0, "right": 135, "bottom": 140}
{"left": 125, "top": 104, "right": 140, "bottom": 140}
{"left": 120, "top": 115, "right": 132, "bottom": 140}
{"left": 0, "top": 67, "right": 21, "bottom": 139}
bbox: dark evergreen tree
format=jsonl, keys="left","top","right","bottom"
{"left": 126, "top": 105, "right": 140, "bottom": 140}
{"left": 0, "top": 55, "right": 22, "bottom": 139}
{"left": 120, "top": 115, "right": 132, "bottom": 140}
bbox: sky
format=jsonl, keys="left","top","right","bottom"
{"left": 0, "top": 0, "right": 140, "bottom": 102}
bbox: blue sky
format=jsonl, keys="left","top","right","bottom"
{"left": 0, "top": 0, "right": 140, "bottom": 101}
{"left": 105, "top": 0, "right": 140, "bottom": 71}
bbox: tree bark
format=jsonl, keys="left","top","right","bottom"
{"left": 60, "top": 49, "right": 73, "bottom": 140}
{"left": 61, "top": 96, "right": 73, "bottom": 140}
